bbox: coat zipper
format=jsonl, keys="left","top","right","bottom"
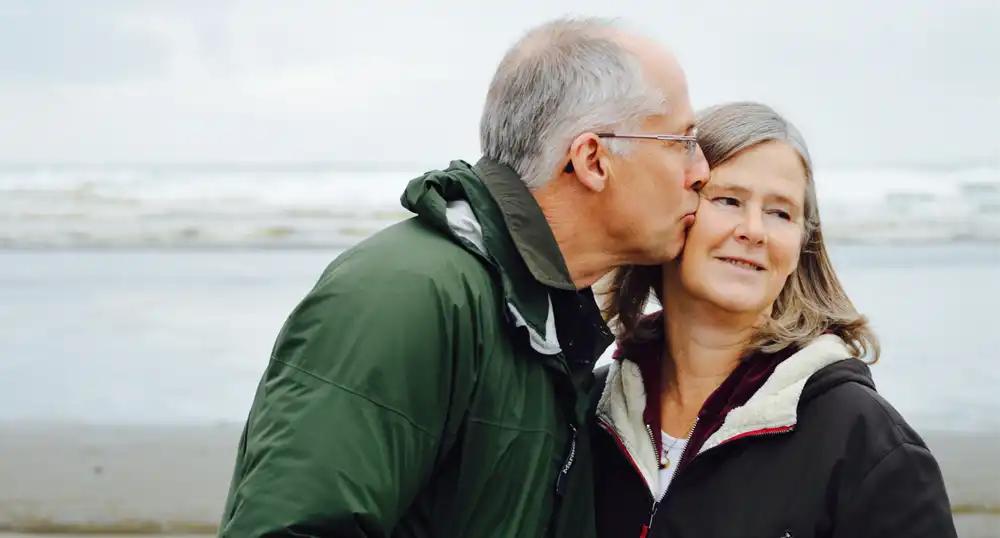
{"left": 640, "top": 424, "right": 659, "bottom": 538}
{"left": 601, "top": 415, "right": 793, "bottom": 536}
{"left": 554, "top": 423, "right": 578, "bottom": 496}
{"left": 644, "top": 423, "right": 658, "bottom": 458}
{"left": 640, "top": 417, "right": 699, "bottom": 537}
{"left": 639, "top": 501, "right": 658, "bottom": 538}
{"left": 596, "top": 417, "right": 654, "bottom": 492}
{"left": 596, "top": 416, "right": 659, "bottom": 536}
{"left": 650, "top": 421, "right": 796, "bottom": 532}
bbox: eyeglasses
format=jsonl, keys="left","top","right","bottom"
{"left": 596, "top": 127, "right": 700, "bottom": 162}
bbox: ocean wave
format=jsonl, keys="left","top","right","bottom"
{"left": 2, "top": 164, "right": 998, "bottom": 247}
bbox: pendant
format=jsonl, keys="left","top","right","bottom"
{"left": 660, "top": 454, "right": 670, "bottom": 468}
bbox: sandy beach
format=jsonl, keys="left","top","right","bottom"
{"left": 0, "top": 422, "right": 998, "bottom": 536}
{"left": 0, "top": 423, "right": 232, "bottom": 535}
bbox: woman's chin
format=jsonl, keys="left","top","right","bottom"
{"left": 701, "top": 289, "right": 769, "bottom": 316}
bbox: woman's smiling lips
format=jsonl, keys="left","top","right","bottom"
{"left": 715, "top": 256, "right": 766, "bottom": 271}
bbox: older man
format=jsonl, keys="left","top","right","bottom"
{"left": 220, "top": 17, "right": 708, "bottom": 537}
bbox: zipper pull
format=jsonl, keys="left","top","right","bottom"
{"left": 639, "top": 500, "right": 658, "bottom": 537}
{"left": 554, "top": 424, "right": 578, "bottom": 496}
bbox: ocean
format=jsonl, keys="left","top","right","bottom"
{"left": 2, "top": 165, "right": 999, "bottom": 533}
{"left": 1, "top": 163, "right": 999, "bottom": 428}
{"left": 1, "top": 243, "right": 998, "bottom": 433}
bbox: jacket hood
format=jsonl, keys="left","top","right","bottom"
{"left": 401, "top": 159, "right": 571, "bottom": 355}
{"left": 800, "top": 350, "right": 875, "bottom": 401}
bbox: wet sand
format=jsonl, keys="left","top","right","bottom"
{"left": 0, "top": 422, "right": 997, "bottom": 536}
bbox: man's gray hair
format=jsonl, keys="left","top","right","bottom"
{"left": 480, "top": 18, "right": 666, "bottom": 189}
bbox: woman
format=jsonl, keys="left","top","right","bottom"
{"left": 591, "top": 102, "right": 955, "bottom": 537}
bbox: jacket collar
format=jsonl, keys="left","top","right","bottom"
{"left": 473, "top": 158, "right": 575, "bottom": 291}
{"left": 595, "top": 316, "right": 855, "bottom": 496}
{"left": 401, "top": 159, "right": 580, "bottom": 356}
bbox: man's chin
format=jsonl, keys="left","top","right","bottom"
{"left": 629, "top": 227, "right": 687, "bottom": 265}
{"left": 665, "top": 228, "right": 690, "bottom": 261}
{"left": 644, "top": 237, "right": 685, "bottom": 265}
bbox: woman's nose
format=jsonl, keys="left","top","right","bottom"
{"left": 735, "top": 210, "right": 767, "bottom": 245}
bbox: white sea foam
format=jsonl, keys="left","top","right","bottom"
{"left": 2, "top": 164, "right": 998, "bottom": 247}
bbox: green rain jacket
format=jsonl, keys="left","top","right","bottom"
{"left": 219, "top": 158, "right": 613, "bottom": 537}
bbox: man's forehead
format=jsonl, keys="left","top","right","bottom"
{"left": 621, "top": 38, "right": 694, "bottom": 132}
{"left": 626, "top": 38, "right": 687, "bottom": 97}
{"left": 659, "top": 107, "right": 695, "bottom": 132}
{"left": 659, "top": 73, "right": 694, "bottom": 130}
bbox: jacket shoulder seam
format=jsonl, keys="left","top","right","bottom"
{"left": 837, "top": 381, "right": 918, "bottom": 442}
{"left": 813, "top": 381, "right": 890, "bottom": 421}
{"left": 857, "top": 441, "right": 930, "bottom": 488}
{"left": 269, "top": 356, "right": 435, "bottom": 439}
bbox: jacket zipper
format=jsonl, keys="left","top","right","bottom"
{"left": 674, "top": 417, "right": 700, "bottom": 470}
{"left": 639, "top": 501, "right": 658, "bottom": 538}
{"left": 598, "top": 417, "right": 658, "bottom": 537}
{"left": 554, "top": 423, "right": 577, "bottom": 496}
{"left": 648, "top": 421, "right": 796, "bottom": 530}
{"left": 604, "top": 416, "right": 794, "bottom": 537}
{"left": 644, "top": 423, "right": 658, "bottom": 458}
{"left": 640, "top": 417, "right": 699, "bottom": 537}
{"left": 596, "top": 417, "right": 654, "bottom": 492}
{"left": 640, "top": 424, "right": 659, "bottom": 538}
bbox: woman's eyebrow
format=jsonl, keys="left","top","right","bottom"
{"left": 767, "top": 192, "right": 803, "bottom": 211}
{"left": 704, "top": 182, "right": 751, "bottom": 197}
{"left": 705, "top": 182, "right": 803, "bottom": 211}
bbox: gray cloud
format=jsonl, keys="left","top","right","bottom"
{"left": 0, "top": 0, "right": 995, "bottom": 167}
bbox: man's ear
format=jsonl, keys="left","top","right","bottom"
{"left": 565, "top": 132, "right": 610, "bottom": 193}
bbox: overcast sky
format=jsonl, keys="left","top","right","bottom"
{"left": 0, "top": 0, "right": 997, "bottom": 168}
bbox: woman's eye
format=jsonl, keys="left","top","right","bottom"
{"left": 768, "top": 209, "right": 792, "bottom": 221}
{"left": 713, "top": 196, "right": 740, "bottom": 207}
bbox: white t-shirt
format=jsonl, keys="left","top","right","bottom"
{"left": 658, "top": 431, "right": 689, "bottom": 499}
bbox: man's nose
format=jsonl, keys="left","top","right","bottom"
{"left": 685, "top": 145, "right": 710, "bottom": 192}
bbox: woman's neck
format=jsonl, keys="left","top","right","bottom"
{"left": 659, "top": 294, "right": 759, "bottom": 437}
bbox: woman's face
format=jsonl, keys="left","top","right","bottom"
{"left": 667, "top": 140, "right": 807, "bottom": 316}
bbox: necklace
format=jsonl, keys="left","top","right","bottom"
{"left": 659, "top": 434, "right": 685, "bottom": 469}
{"left": 660, "top": 441, "right": 677, "bottom": 468}
{"left": 659, "top": 415, "right": 698, "bottom": 469}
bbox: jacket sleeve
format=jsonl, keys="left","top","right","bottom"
{"left": 219, "top": 263, "right": 481, "bottom": 537}
{"left": 833, "top": 442, "right": 957, "bottom": 538}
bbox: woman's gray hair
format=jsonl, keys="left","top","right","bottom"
{"left": 696, "top": 102, "right": 818, "bottom": 236}
{"left": 603, "top": 101, "right": 881, "bottom": 362}
{"left": 480, "top": 17, "right": 666, "bottom": 189}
